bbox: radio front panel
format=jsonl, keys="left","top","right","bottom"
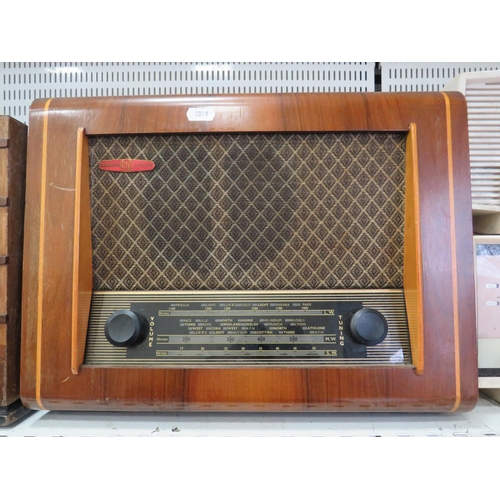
{"left": 20, "top": 93, "right": 477, "bottom": 412}
{"left": 85, "top": 290, "right": 411, "bottom": 367}
{"left": 85, "top": 130, "right": 408, "bottom": 369}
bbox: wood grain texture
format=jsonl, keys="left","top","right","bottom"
{"left": 71, "top": 128, "right": 92, "bottom": 375}
{"left": 404, "top": 124, "right": 424, "bottom": 375}
{"left": 20, "top": 93, "right": 478, "bottom": 412}
{"left": 0, "top": 116, "right": 27, "bottom": 409}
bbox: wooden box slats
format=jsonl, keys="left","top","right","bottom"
{"left": 0, "top": 116, "right": 28, "bottom": 425}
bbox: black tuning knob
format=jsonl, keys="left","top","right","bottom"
{"left": 348, "top": 308, "right": 388, "bottom": 346}
{"left": 105, "top": 310, "right": 148, "bottom": 347}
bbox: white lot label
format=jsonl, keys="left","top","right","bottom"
{"left": 187, "top": 108, "right": 215, "bottom": 121}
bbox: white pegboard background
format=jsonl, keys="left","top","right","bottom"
{"left": 4, "top": 62, "right": 500, "bottom": 124}
{"left": 380, "top": 62, "right": 500, "bottom": 91}
{"left": 443, "top": 70, "right": 500, "bottom": 211}
{"left": 1, "top": 62, "right": 374, "bottom": 124}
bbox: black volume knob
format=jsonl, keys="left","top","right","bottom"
{"left": 349, "top": 308, "right": 388, "bottom": 346}
{"left": 105, "top": 310, "right": 147, "bottom": 347}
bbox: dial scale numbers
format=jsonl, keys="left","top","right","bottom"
{"left": 85, "top": 290, "right": 412, "bottom": 367}
{"left": 129, "top": 299, "right": 365, "bottom": 360}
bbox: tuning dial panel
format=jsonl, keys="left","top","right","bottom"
{"left": 86, "top": 291, "right": 409, "bottom": 366}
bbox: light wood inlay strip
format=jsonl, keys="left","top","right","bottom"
{"left": 0, "top": 324, "right": 6, "bottom": 346}
{"left": 36, "top": 98, "right": 53, "bottom": 410}
{"left": 71, "top": 129, "right": 84, "bottom": 375}
{"left": 71, "top": 127, "right": 93, "bottom": 374}
{"left": 442, "top": 92, "right": 461, "bottom": 412}
{"left": 404, "top": 123, "right": 424, "bottom": 375}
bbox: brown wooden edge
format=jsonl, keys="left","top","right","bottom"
{"left": 36, "top": 99, "right": 52, "bottom": 410}
{"left": 1, "top": 116, "right": 28, "bottom": 408}
{"left": 444, "top": 91, "right": 478, "bottom": 411}
{"left": 71, "top": 128, "right": 92, "bottom": 374}
{"left": 404, "top": 123, "right": 424, "bottom": 375}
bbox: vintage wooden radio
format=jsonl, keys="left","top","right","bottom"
{"left": 1, "top": 116, "right": 30, "bottom": 425}
{"left": 20, "top": 92, "right": 478, "bottom": 412}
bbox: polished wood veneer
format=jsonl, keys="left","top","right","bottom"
{"left": 20, "top": 93, "right": 477, "bottom": 412}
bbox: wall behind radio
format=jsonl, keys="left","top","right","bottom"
{"left": 380, "top": 62, "right": 500, "bottom": 91}
{"left": 3, "top": 62, "right": 500, "bottom": 124}
{"left": 1, "top": 62, "right": 375, "bottom": 123}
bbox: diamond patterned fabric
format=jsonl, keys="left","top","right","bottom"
{"left": 89, "top": 132, "right": 406, "bottom": 291}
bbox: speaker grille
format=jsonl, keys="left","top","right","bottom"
{"left": 89, "top": 132, "right": 406, "bottom": 291}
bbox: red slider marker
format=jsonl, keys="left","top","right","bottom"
{"left": 99, "top": 159, "right": 155, "bottom": 172}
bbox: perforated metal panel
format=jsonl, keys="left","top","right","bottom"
{"left": 443, "top": 70, "right": 500, "bottom": 212}
{"left": 1, "top": 62, "right": 375, "bottom": 124}
{"left": 466, "top": 79, "right": 500, "bottom": 211}
{"left": 381, "top": 62, "right": 500, "bottom": 91}
{"left": 7, "top": 62, "right": 500, "bottom": 124}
